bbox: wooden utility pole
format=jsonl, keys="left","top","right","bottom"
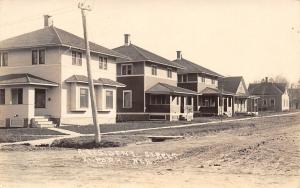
{"left": 78, "top": 2, "right": 101, "bottom": 143}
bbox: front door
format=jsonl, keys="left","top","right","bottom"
{"left": 35, "top": 89, "right": 46, "bottom": 109}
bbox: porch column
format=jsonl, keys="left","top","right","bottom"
{"left": 23, "top": 87, "right": 35, "bottom": 120}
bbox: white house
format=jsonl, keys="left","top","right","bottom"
{"left": 0, "top": 15, "right": 125, "bottom": 128}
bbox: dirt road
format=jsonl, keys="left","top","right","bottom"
{"left": 0, "top": 114, "right": 300, "bottom": 188}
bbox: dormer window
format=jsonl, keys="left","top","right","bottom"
{"left": 32, "top": 49, "right": 45, "bottom": 65}
{"left": 72, "top": 51, "right": 82, "bottom": 66}
{"left": 0, "top": 52, "right": 8, "bottom": 67}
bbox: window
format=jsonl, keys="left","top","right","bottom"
{"left": 263, "top": 99, "right": 267, "bottom": 106}
{"left": 11, "top": 88, "right": 23, "bottom": 104}
{"left": 123, "top": 90, "right": 132, "bottom": 108}
{"left": 106, "top": 90, "right": 113, "bottom": 109}
{"left": 32, "top": 49, "right": 45, "bottom": 65}
{"left": 103, "top": 57, "right": 108, "bottom": 70}
{"left": 212, "top": 79, "right": 215, "bottom": 84}
{"left": 210, "top": 98, "right": 216, "bottom": 107}
{"left": 150, "top": 95, "right": 170, "bottom": 105}
{"left": 121, "top": 64, "right": 133, "bottom": 75}
{"left": 270, "top": 98, "right": 275, "bottom": 106}
{"left": 0, "top": 52, "right": 8, "bottom": 67}
{"left": 80, "top": 88, "right": 89, "bottom": 108}
{"left": 167, "top": 68, "right": 172, "bottom": 78}
{"left": 99, "top": 57, "right": 103, "bottom": 69}
{"left": 151, "top": 65, "right": 157, "bottom": 75}
{"left": 203, "top": 99, "right": 209, "bottom": 107}
{"left": 201, "top": 77, "right": 205, "bottom": 83}
{"left": 0, "top": 89, "right": 5, "bottom": 104}
{"left": 72, "top": 51, "right": 82, "bottom": 66}
{"left": 178, "top": 75, "right": 182, "bottom": 83}
{"left": 183, "top": 75, "right": 187, "bottom": 82}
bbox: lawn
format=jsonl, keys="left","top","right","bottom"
{"left": 0, "top": 127, "right": 66, "bottom": 143}
{"left": 60, "top": 116, "right": 219, "bottom": 134}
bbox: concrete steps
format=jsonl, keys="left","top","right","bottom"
{"left": 33, "top": 116, "right": 56, "bottom": 128}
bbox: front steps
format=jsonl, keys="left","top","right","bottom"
{"left": 32, "top": 116, "right": 56, "bottom": 128}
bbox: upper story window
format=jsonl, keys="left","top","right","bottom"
{"left": 167, "top": 68, "right": 172, "bottom": 78}
{"left": 201, "top": 77, "right": 205, "bottom": 83}
{"left": 121, "top": 64, "right": 133, "bottom": 75}
{"left": 99, "top": 56, "right": 108, "bottom": 70}
{"left": 211, "top": 79, "right": 215, "bottom": 84}
{"left": 11, "top": 88, "right": 23, "bottom": 105}
{"left": 32, "top": 49, "right": 45, "bottom": 65}
{"left": 0, "top": 89, "right": 5, "bottom": 104}
{"left": 151, "top": 65, "right": 157, "bottom": 76}
{"left": 0, "top": 52, "right": 8, "bottom": 67}
{"left": 72, "top": 51, "right": 82, "bottom": 66}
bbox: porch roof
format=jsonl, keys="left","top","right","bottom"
{"left": 65, "top": 75, "right": 126, "bottom": 87}
{"left": 0, "top": 73, "right": 58, "bottom": 87}
{"left": 146, "top": 83, "right": 197, "bottom": 95}
{"left": 200, "top": 87, "right": 235, "bottom": 96}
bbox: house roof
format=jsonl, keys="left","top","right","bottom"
{"left": 200, "top": 87, "right": 235, "bottom": 96}
{"left": 172, "top": 58, "right": 223, "bottom": 77}
{"left": 65, "top": 75, "right": 125, "bottom": 87}
{"left": 0, "top": 73, "right": 58, "bottom": 87}
{"left": 0, "top": 26, "right": 126, "bottom": 58}
{"left": 113, "top": 44, "right": 183, "bottom": 69}
{"left": 146, "top": 83, "right": 197, "bottom": 95}
{"left": 218, "top": 76, "right": 249, "bottom": 96}
{"left": 248, "top": 82, "right": 287, "bottom": 96}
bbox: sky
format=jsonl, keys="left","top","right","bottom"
{"left": 0, "top": 0, "right": 299, "bottom": 85}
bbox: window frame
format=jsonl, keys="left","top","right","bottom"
{"left": 32, "top": 49, "right": 46, "bottom": 65}
{"left": 79, "top": 88, "right": 89, "bottom": 108}
{"left": 105, "top": 90, "right": 114, "bottom": 109}
{"left": 123, "top": 90, "right": 132, "bottom": 108}
{"left": 167, "top": 68, "right": 172, "bottom": 78}
{"left": 121, "top": 64, "right": 133, "bottom": 75}
{"left": 103, "top": 57, "right": 108, "bottom": 70}
{"left": 72, "top": 50, "right": 82, "bottom": 66}
{"left": 151, "top": 65, "right": 157, "bottom": 76}
{"left": 0, "top": 52, "right": 8, "bottom": 67}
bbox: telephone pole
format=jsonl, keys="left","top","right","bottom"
{"left": 78, "top": 2, "right": 101, "bottom": 143}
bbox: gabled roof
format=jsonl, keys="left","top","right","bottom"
{"left": 248, "top": 82, "right": 287, "bottom": 96}
{"left": 65, "top": 75, "right": 125, "bottom": 87}
{"left": 113, "top": 44, "right": 183, "bottom": 69}
{"left": 218, "top": 76, "right": 249, "bottom": 96}
{"left": 146, "top": 83, "right": 197, "bottom": 95}
{"left": 172, "top": 58, "right": 223, "bottom": 77}
{"left": 0, "top": 73, "right": 58, "bottom": 87}
{"left": 0, "top": 26, "right": 126, "bottom": 58}
{"left": 200, "top": 87, "right": 234, "bottom": 96}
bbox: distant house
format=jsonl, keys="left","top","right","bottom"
{"left": 0, "top": 15, "right": 125, "bottom": 128}
{"left": 288, "top": 87, "right": 300, "bottom": 110}
{"left": 113, "top": 35, "right": 196, "bottom": 121}
{"left": 172, "top": 51, "right": 235, "bottom": 117}
{"left": 248, "top": 78, "right": 289, "bottom": 112}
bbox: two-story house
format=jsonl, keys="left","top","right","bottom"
{"left": 113, "top": 35, "right": 197, "bottom": 121}
{"left": 173, "top": 51, "right": 236, "bottom": 117}
{"left": 248, "top": 77, "right": 289, "bottom": 112}
{"left": 0, "top": 15, "right": 125, "bottom": 128}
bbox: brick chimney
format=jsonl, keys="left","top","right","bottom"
{"left": 265, "top": 77, "right": 268, "bottom": 83}
{"left": 124, "top": 34, "right": 131, "bottom": 46}
{"left": 44, "top": 15, "right": 53, "bottom": 27}
{"left": 176, "top": 51, "right": 182, "bottom": 60}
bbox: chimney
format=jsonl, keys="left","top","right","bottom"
{"left": 176, "top": 51, "right": 182, "bottom": 60}
{"left": 44, "top": 15, "right": 53, "bottom": 27}
{"left": 265, "top": 77, "right": 268, "bottom": 83}
{"left": 124, "top": 34, "right": 131, "bottom": 46}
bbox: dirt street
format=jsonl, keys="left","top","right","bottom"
{"left": 0, "top": 114, "right": 300, "bottom": 188}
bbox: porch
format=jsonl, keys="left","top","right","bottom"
{"left": 0, "top": 73, "right": 59, "bottom": 128}
{"left": 145, "top": 83, "right": 197, "bottom": 121}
